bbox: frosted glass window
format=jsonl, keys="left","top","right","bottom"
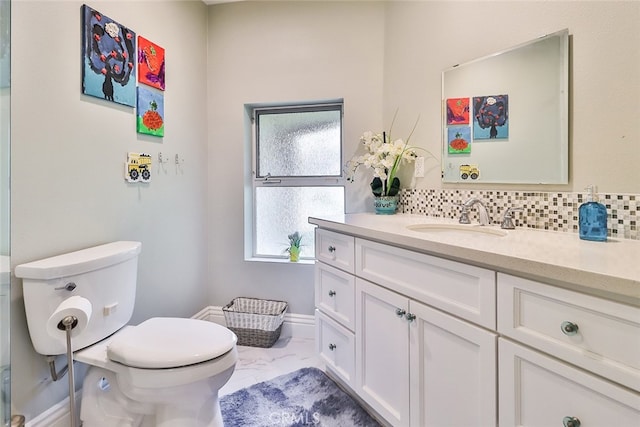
{"left": 256, "top": 107, "right": 342, "bottom": 177}
{"left": 250, "top": 102, "right": 344, "bottom": 260}
{"left": 255, "top": 187, "right": 344, "bottom": 258}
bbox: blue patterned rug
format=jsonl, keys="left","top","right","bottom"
{"left": 220, "top": 367, "right": 381, "bottom": 426}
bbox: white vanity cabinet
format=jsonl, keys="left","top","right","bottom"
{"left": 314, "top": 229, "right": 356, "bottom": 387}
{"left": 311, "top": 214, "right": 640, "bottom": 427}
{"left": 314, "top": 228, "right": 498, "bottom": 426}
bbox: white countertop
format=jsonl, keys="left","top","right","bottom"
{"left": 309, "top": 213, "right": 640, "bottom": 305}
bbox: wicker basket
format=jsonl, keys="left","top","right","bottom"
{"left": 222, "top": 297, "right": 288, "bottom": 348}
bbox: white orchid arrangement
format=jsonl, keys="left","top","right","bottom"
{"left": 347, "top": 112, "right": 428, "bottom": 197}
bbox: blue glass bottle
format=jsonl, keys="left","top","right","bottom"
{"left": 578, "top": 185, "right": 607, "bottom": 242}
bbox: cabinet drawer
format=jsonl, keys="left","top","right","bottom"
{"left": 355, "top": 238, "right": 496, "bottom": 329}
{"left": 315, "top": 229, "right": 355, "bottom": 273}
{"left": 315, "top": 262, "right": 355, "bottom": 331}
{"left": 498, "top": 273, "right": 640, "bottom": 391}
{"left": 499, "top": 338, "right": 640, "bottom": 427}
{"left": 315, "top": 309, "right": 355, "bottom": 387}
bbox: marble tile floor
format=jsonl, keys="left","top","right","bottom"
{"left": 219, "top": 336, "right": 324, "bottom": 396}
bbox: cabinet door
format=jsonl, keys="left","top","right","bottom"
{"left": 355, "top": 278, "right": 410, "bottom": 427}
{"left": 499, "top": 338, "right": 640, "bottom": 427}
{"left": 409, "top": 300, "right": 497, "bottom": 427}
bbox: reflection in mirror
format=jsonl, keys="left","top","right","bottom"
{"left": 442, "top": 29, "right": 569, "bottom": 184}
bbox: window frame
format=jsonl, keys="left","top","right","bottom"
{"left": 247, "top": 100, "right": 345, "bottom": 262}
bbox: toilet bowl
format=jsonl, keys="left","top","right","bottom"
{"left": 76, "top": 317, "right": 238, "bottom": 427}
{"left": 14, "top": 241, "right": 239, "bottom": 427}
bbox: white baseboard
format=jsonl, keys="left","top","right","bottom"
{"left": 26, "top": 307, "right": 315, "bottom": 426}
{"left": 25, "top": 393, "right": 81, "bottom": 427}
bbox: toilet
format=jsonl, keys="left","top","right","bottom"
{"left": 15, "top": 241, "right": 237, "bottom": 427}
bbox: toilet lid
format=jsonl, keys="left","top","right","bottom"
{"left": 107, "top": 317, "right": 237, "bottom": 369}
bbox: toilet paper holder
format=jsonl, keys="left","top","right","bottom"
{"left": 45, "top": 315, "right": 82, "bottom": 427}
{"left": 56, "top": 315, "right": 78, "bottom": 331}
{"left": 47, "top": 315, "right": 79, "bottom": 382}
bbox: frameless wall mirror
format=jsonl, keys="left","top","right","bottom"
{"left": 442, "top": 29, "right": 569, "bottom": 184}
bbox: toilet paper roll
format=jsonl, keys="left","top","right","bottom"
{"left": 46, "top": 296, "right": 93, "bottom": 340}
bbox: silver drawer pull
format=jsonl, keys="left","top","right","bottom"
{"left": 328, "top": 290, "right": 336, "bottom": 297}
{"left": 561, "top": 321, "right": 579, "bottom": 336}
{"left": 405, "top": 313, "right": 416, "bottom": 322}
{"left": 328, "top": 246, "right": 336, "bottom": 253}
{"left": 328, "top": 343, "right": 336, "bottom": 351}
{"left": 563, "top": 416, "right": 581, "bottom": 427}
{"left": 395, "top": 308, "right": 406, "bottom": 317}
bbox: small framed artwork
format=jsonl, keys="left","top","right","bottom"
{"left": 473, "top": 95, "right": 509, "bottom": 140}
{"left": 81, "top": 4, "right": 136, "bottom": 107}
{"left": 136, "top": 86, "right": 164, "bottom": 137}
{"left": 125, "top": 152, "right": 152, "bottom": 183}
{"left": 448, "top": 126, "right": 471, "bottom": 154}
{"left": 138, "top": 36, "right": 165, "bottom": 91}
{"left": 446, "top": 97, "right": 470, "bottom": 125}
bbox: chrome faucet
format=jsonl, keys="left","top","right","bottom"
{"left": 500, "top": 207, "right": 524, "bottom": 229}
{"left": 459, "top": 198, "right": 491, "bottom": 226}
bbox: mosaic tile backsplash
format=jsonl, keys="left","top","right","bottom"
{"left": 399, "top": 189, "right": 638, "bottom": 240}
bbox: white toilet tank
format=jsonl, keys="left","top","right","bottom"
{"left": 15, "top": 241, "right": 142, "bottom": 356}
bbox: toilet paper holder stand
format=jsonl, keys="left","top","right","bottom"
{"left": 46, "top": 315, "right": 80, "bottom": 427}
{"left": 46, "top": 315, "right": 79, "bottom": 382}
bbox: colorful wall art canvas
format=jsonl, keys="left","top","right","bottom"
{"left": 446, "top": 98, "right": 470, "bottom": 125}
{"left": 138, "top": 36, "right": 165, "bottom": 90}
{"left": 125, "top": 152, "right": 152, "bottom": 182}
{"left": 473, "top": 95, "right": 509, "bottom": 139}
{"left": 448, "top": 126, "right": 472, "bottom": 154}
{"left": 82, "top": 5, "right": 136, "bottom": 107}
{"left": 137, "top": 86, "right": 164, "bottom": 137}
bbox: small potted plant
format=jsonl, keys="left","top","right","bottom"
{"left": 285, "top": 231, "right": 303, "bottom": 262}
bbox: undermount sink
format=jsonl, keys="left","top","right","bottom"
{"left": 406, "top": 223, "right": 508, "bottom": 237}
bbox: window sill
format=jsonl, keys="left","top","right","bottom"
{"left": 245, "top": 257, "right": 315, "bottom": 265}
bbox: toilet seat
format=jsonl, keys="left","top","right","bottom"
{"left": 107, "top": 317, "right": 237, "bottom": 369}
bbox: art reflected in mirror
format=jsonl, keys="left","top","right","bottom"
{"left": 473, "top": 95, "right": 509, "bottom": 140}
{"left": 447, "top": 126, "right": 471, "bottom": 154}
{"left": 459, "top": 164, "right": 480, "bottom": 181}
{"left": 446, "top": 97, "right": 470, "bottom": 125}
{"left": 441, "top": 29, "right": 569, "bottom": 184}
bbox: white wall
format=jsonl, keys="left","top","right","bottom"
{"left": 206, "top": 1, "right": 385, "bottom": 314}
{"left": 10, "top": 0, "right": 209, "bottom": 419}
{"left": 383, "top": 0, "right": 640, "bottom": 193}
